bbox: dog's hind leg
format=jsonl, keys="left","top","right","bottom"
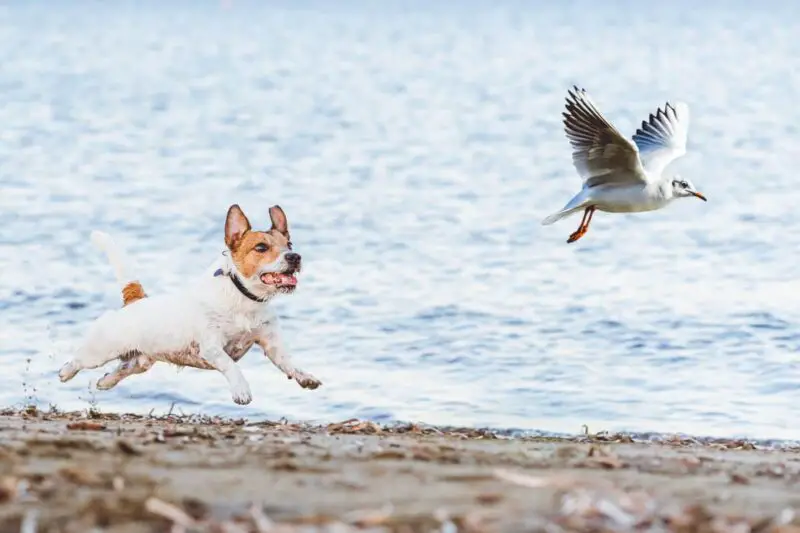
{"left": 96, "top": 353, "right": 155, "bottom": 390}
{"left": 59, "top": 345, "right": 125, "bottom": 383}
{"left": 58, "top": 314, "right": 136, "bottom": 383}
{"left": 58, "top": 360, "right": 83, "bottom": 382}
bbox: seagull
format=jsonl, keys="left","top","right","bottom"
{"left": 542, "top": 86, "right": 706, "bottom": 243}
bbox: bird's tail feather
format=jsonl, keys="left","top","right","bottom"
{"left": 541, "top": 190, "right": 590, "bottom": 226}
{"left": 541, "top": 207, "right": 582, "bottom": 226}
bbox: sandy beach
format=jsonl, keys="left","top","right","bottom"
{"left": 0, "top": 409, "right": 799, "bottom": 532}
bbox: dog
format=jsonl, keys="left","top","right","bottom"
{"left": 58, "top": 204, "right": 322, "bottom": 405}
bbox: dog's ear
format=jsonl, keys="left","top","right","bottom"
{"left": 225, "top": 204, "right": 251, "bottom": 250}
{"left": 269, "top": 205, "right": 289, "bottom": 238}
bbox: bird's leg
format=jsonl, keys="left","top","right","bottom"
{"left": 567, "top": 206, "right": 596, "bottom": 243}
{"left": 584, "top": 206, "right": 596, "bottom": 229}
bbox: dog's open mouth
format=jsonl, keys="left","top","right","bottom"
{"left": 260, "top": 272, "right": 298, "bottom": 288}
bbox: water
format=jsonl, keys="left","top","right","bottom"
{"left": 1, "top": 0, "right": 799, "bottom": 441}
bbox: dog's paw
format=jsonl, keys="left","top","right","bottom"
{"left": 58, "top": 361, "right": 80, "bottom": 383}
{"left": 292, "top": 370, "right": 322, "bottom": 390}
{"left": 96, "top": 373, "right": 117, "bottom": 390}
{"left": 231, "top": 384, "right": 253, "bottom": 405}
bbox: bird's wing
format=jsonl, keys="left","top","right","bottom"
{"left": 563, "top": 86, "right": 648, "bottom": 188}
{"left": 631, "top": 101, "right": 690, "bottom": 179}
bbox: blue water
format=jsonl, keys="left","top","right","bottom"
{"left": 1, "top": 0, "right": 799, "bottom": 440}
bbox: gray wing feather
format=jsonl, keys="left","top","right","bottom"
{"left": 563, "top": 86, "right": 647, "bottom": 188}
{"left": 631, "top": 101, "right": 690, "bottom": 178}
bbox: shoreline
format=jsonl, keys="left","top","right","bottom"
{"left": 1, "top": 408, "right": 800, "bottom": 532}
{"left": 9, "top": 403, "right": 800, "bottom": 449}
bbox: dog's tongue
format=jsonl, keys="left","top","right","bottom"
{"left": 276, "top": 274, "right": 297, "bottom": 286}
{"left": 261, "top": 273, "right": 297, "bottom": 286}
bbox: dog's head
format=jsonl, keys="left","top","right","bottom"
{"left": 224, "top": 204, "right": 301, "bottom": 299}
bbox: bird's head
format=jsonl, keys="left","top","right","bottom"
{"left": 671, "top": 175, "right": 707, "bottom": 202}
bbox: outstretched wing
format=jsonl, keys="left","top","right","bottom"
{"left": 631, "top": 101, "right": 690, "bottom": 178}
{"left": 563, "top": 86, "right": 647, "bottom": 188}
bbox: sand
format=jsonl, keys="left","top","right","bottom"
{"left": 1, "top": 408, "right": 800, "bottom": 532}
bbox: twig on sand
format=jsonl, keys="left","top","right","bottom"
{"left": 342, "top": 503, "right": 395, "bottom": 527}
{"left": 145, "top": 497, "right": 196, "bottom": 528}
{"left": 19, "top": 510, "right": 38, "bottom": 533}
{"left": 249, "top": 503, "right": 274, "bottom": 533}
{"left": 493, "top": 468, "right": 608, "bottom": 491}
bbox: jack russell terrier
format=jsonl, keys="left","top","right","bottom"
{"left": 58, "top": 204, "right": 322, "bottom": 405}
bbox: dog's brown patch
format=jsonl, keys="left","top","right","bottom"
{"left": 224, "top": 204, "right": 292, "bottom": 278}
{"left": 229, "top": 231, "right": 289, "bottom": 278}
{"left": 152, "top": 342, "right": 215, "bottom": 370}
{"left": 121, "top": 281, "right": 147, "bottom": 306}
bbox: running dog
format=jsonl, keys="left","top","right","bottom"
{"left": 58, "top": 204, "right": 321, "bottom": 405}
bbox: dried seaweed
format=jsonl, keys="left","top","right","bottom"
{"left": 1, "top": 409, "right": 799, "bottom": 532}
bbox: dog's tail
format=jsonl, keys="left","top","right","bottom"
{"left": 90, "top": 230, "right": 147, "bottom": 306}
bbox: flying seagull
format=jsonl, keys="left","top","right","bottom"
{"left": 542, "top": 86, "right": 706, "bottom": 243}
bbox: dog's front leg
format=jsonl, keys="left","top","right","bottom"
{"left": 200, "top": 339, "right": 253, "bottom": 405}
{"left": 255, "top": 314, "right": 321, "bottom": 390}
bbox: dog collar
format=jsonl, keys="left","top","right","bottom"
{"left": 214, "top": 268, "right": 268, "bottom": 303}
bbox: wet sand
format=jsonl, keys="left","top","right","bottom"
{"left": 1, "top": 408, "right": 800, "bottom": 532}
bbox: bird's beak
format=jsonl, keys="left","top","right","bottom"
{"left": 691, "top": 191, "right": 707, "bottom": 202}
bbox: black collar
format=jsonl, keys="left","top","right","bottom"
{"left": 214, "top": 268, "right": 267, "bottom": 303}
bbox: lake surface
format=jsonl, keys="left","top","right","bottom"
{"left": 1, "top": 0, "right": 799, "bottom": 440}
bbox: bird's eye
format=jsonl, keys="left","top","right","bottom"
{"left": 254, "top": 243, "right": 269, "bottom": 253}
{"left": 681, "top": 181, "right": 689, "bottom": 188}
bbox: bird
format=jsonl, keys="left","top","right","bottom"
{"left": 542, "top": 86, "right": 706, "bottom": 243}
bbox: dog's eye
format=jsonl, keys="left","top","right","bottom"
{"left": 254, "top": 243, "right": 269, "bottom": 253}
{"left": 287, "top": 240, "right": 293, "bottom": 250}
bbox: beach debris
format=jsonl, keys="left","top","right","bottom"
{"left": 144, "top": 497, "right": 419, "bottom": 532}
{"left": 145, "top": 497, "right": 196, "bottom": 528}
{"left": 327, "top": 419, "right": 383, "bottom": 435}
{"left": 579, "top": 425, "right": 635, "bottom": 444}
{"left": 370, "top": 449, "right": 407, "bottom": 460}
{"left": 116, "top": 439, "right": 142, "bottom": 456}
{"left": 494, "top": 466, "right": 800, "bottom": 532}
{"left": 0, "top": 476, "right": 19, "bottom": 503}
{"left": 342, "top": 503, "right": 395, "bottom": 527}
{"left": 758, "top": 463, "right": 788, "bottom": 478}
{"left": 773, "top": 508, "right": 797, "bottom": 527}
{"left": 475, "top": 492, "right": 503, "bottom": 505}
{"left": 66, "top": 420, "right": 106, "bottom": 431}
{"left": 248, "top": 503, "right": 274, "bottom": 533}
{"left": 724, "top": 440, "right": 758, "bottom": 451}
{"left": 181, "top": 497, "right": 210, "bottom": 521}
{"left": 59, "top": 465, "right": 102, "bottom": 486}
{"left": 584, "top": 445, "right": 625, "bottom": 469}
{"left": 6, "top": 408, "right": 800, "bottom": 533}
{"left": 493, "top": 468, "right": 607, "bottom": 490}
{"left": 729, "top": 472, "right": 750, "bottom": 485}
{"left": 434, "top": 508, "right": 458, "bottom": 533}
{"left": 679, "top": 455, "right": 703, "bottom": 470}
{"left": 19, "top": 509, "right": 38, "bottom": 533}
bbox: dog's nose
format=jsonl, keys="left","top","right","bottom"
{"left": 285, "top": 252, "right": 301, "bottom": 265}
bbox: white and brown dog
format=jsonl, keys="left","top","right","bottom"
{"left": 58, "top": 204, "right": 321, "bottom": 405}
